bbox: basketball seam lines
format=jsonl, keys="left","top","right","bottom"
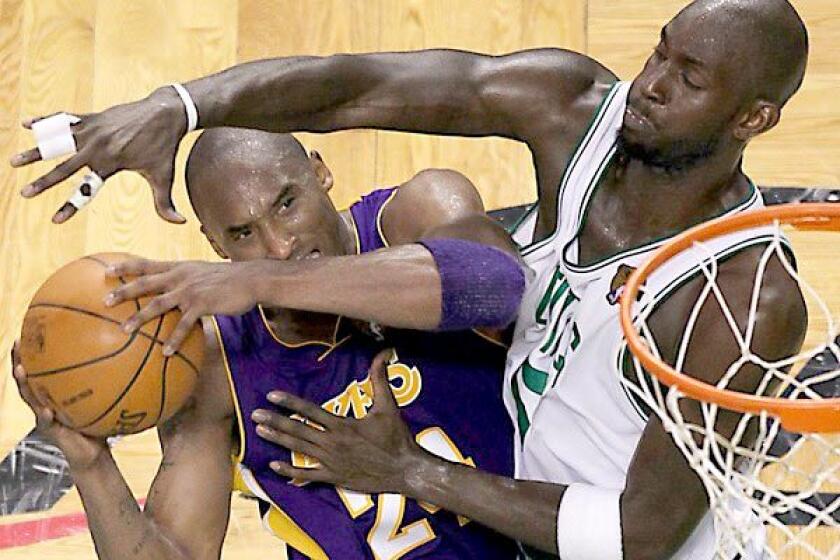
{"left": 28, "top": 303, "right": 200, "bottom": 375}
{"left": 82, "top": 255, "right": 140, "bottom": 312}
{"left": 26, "top": 329, "right": 141, "bottom": 378}
{"left": 78, "top": 314, "right": 165, "bottom": 430}
{"left": 154, "top": 356, "right": 170, "bottom": 426}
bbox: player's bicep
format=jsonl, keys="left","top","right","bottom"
{"left": 475, "top": 48, "right": 617, "bottom": 142}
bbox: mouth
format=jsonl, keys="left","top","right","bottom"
{"left": 624, "top": 105, "right": 654, "bottom": 131}
{"left": 300, "top": 250, "right": 321, "bottom": 261}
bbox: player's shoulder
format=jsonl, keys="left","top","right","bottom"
{"left": 397, "top": 169, "right": 482, "bottom": 209}
{"left": 484, "top": 48, "right": 618, "bottom": 139}
{"left": 653, "top": 242, "right": 807, "bottom": 362}
{"left": 487, "top": 48, "right": 616, "bottom": 96}
{"left": 381, "top": 169, "right": 484, "bottom": 244}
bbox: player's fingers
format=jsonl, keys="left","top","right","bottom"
{"left": 266, "top": 391, "right": 337, "bottom": 428}
{"left": 20, "top": 152, "right": 87, "bottom": 198}
{"left": 162, "top": 312, "right": 198, "bottom": 356}
{"left": 9, "top": 148, "right": 42, "bottom": 168}
{"left": 146, "top": 163, "right": 185, "bottom": 224}
{"left": 268, "top": 460, "right": 334, "bottom": 483}
{"left": 12, "top": 364, "right": 54, "bottom": 428}
{"left": 252, "top": 409, "right": 327, "bottom": 445}
{"left": 369, "top": 349, "right": 398, "bottom": 413}
{"left": 10, "top": 339, "right": 20, "bottom": 369}
{"left": 21, "top": 113, "right": 63, "bottom": 130}
{"left": 13, "top": 364, "right": 44, "bottom": 412}
{"left": 106, "top": 258, "right": 172, "bottom": 279}
{"left": 256, "top": 425, "right": 323, "bottom": 459}
{"left": 122, "top": 293, "right": 177, "bottom": 333}
{"left": 51, "top": 202, "right": 79, "bottom": 224}
{"left": 106, "top": 273, "right": 170, "bottom": 306}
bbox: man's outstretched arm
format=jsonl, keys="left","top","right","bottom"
{"left": 13, "top": 48, "right": 613, "bottom": 223}
{"left": 106, "top": 169, "right": 526, "bottom": 354}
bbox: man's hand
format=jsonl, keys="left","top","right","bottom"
{"left": 253, "top": 350, "right": 423, "bottom": 495}
{"left": 11, "top": 87, "right": 188, "bottom": 224}
{"left": 11, "top": 341, "right": 110, "bottom": 471}
{"left": 105, "top": 258, "right": 259, "bottom": 355}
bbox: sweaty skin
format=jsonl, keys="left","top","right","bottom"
{"left": 12, "top": 0, "right": 810, "bottom": 557}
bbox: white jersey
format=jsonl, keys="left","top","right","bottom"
{"left": 504, "top": 82, "right": 773, "bottom": 560}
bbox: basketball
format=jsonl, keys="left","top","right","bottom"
{"left": 18, "top": 253, "right": 203, "bottom": 438}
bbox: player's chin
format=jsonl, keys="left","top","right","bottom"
{"left": 617, "top": 130, "right": 659, "bottom": 160}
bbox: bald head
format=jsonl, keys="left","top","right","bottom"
{"left": 185, "top": 128, "right": 310, "bottom": 220}
{"left": 675, "top": 0, "right": 808, "bottom": 106}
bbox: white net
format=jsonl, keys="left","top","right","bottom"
{"left": 622, "top": 219, "right": 839, "bottom": 560}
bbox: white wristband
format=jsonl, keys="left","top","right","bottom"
{"left": 170, "top": 83, "right": 198, "bottom": 132}
{"left": 556, "top": 483, "right": 624, "bottom": 560}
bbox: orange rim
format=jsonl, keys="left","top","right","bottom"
{"left": 619, "top": 203, "right": 840, "bottom": 433}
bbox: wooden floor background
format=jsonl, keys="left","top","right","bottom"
{"left": 0, "top": 1, "right": 837, "bottom": 558}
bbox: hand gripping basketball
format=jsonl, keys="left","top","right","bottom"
{"left": 10, "top": 340, "right": 110, "bottom": 470}
{"left": 105, "top": 258, "right": 259, "bottom": 356}
{"left": 19, "top": 254, "right": 203, "bottom": 438}
{"left": 11, "top": 87, "right": 189, "bottom": 224}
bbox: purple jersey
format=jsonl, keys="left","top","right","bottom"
{"left": 213, "top": 188, "right": 516, "bottom": 559}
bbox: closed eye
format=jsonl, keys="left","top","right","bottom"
{"left": 681, "top": 71, "right": 702, "bottom": 90}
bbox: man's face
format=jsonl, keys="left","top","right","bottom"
{"left": 197, "top": 156, "right": 345, "bottom": 263}
{"left": 622, "top": 9, "right": 752, "bottom": 169}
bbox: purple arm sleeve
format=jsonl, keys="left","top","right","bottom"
{"left": 418, "top": 238, "right": 525, "bottom": 331}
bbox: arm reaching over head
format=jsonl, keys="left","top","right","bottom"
{"left": 12, "top": 48, "right": 613, "bottom": 223}
{"left": 11, "top": 325, "right": 236, "bottom": 560}
{"left": 106, "top": 169, "right": 526, "bottom": 354}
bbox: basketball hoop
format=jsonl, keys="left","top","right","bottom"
{"left": 619, "top": 203, "right": 840, "bottom": 559}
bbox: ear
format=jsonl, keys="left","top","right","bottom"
{"left": 309, "top": 150, "right": 334, "bottom": 193}
{"left": 734, "top": 101, "right": 780, "bottom": 142}
{"left": 201, "top": 225, "right": 229, "bottom": 260}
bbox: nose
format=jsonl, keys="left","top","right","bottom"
{"left": 641, "top": 62, "right": 669, "bottom": 106}
{"left": 260, "top": 225, "right": 297, "bottom": 260}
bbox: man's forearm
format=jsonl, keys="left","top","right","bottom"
{"left": 401, "top": 451, "right": 565, "bottom": 554}
{"left": 179, "top": 50, "right": 504, "bottom": 137}
{"left": 251, "top": 242, "right": 524, "bottom": 331}
{"left": 184, "top": 55, "right": 353, "bottom": 132}
{"left": 252, "top": 245, "right": 443, "bottom": 330}
{"left": 73, "top": 453, "right": 188, "bottom": 560}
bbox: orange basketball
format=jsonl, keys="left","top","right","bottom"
{"left": 19, "top": 253, "right": 203, "bottom": 437}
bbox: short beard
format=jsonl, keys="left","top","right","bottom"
{"left": 616, "top": 132, "right": 719, "bottom": 173}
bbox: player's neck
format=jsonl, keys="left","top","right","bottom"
{"left": 338, "top": 209, "right": 359, "bottom": 256}
{"left": 262, "top": 306, "right": 342, "bottom": 345}
{"left": 615, "top": 150, "right": 749, "bottom": 222}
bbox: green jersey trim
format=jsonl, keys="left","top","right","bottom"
{"left": 518, "top": 81, "right": 624, "bottom": 254}
{"left": 563, "top": 180, "right": 761, "bottom": 273}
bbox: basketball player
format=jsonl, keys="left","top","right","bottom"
{"left": 12, "top": 0, "right": 811, "bottom": 558}
{"left": 11, "top": 128, "right": 524, "bottom": 559}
